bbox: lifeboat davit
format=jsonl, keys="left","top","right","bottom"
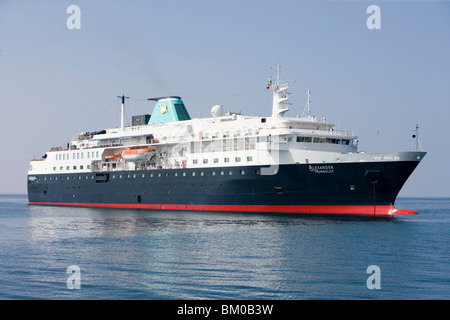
{"left": 122, "top": 146, "right": 154, "bottom": 161}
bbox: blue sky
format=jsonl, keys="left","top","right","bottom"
{"left": 0, "top": 0, "right": 449, "bottom": 196}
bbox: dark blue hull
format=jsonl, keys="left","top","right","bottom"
{"left": 27, "top": 160, "right": 422, "bottom": 217}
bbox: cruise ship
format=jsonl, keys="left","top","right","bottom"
{"left": 27, "top": 65, "right": 426, "bottom": 217}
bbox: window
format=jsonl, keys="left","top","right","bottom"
{"left": 193, "top": 159, "right": 198, "bottom": 164}
{"left": 80, "top": 165, "right": 84, "bottom": 170}
{"left": 182, "top": 172, "right": 186, "bottom": 177}
{"left": 174, "top": 172, "right": 178, "bottom": 177}
{"left": 203, "top": 159, "right": 208, "bottom": 164}
{"left": 247, "top": 156, "right": 253, "bottom": 162}
{"left": 200, "top": 171, "right": 204, "bottom": 176}
{"left": 73, "top": 166, "right": 77, "bottom": 170}
{"left": 214, "top": 158, "right": 219, "bottom": 163}
{"left": 297, "top": 136, "right": 312, "bottom": 143}
{"left": 228, "top": 170, "right": 233, "bottom": 175}
{"left": 211, "top": 171, "right": 216, "bottom": 176}
{"left": 240, "top": 170, "right": 245, "bottom": 175}
{"left": 224, "top": 157, "right": 230, "bottom": 163}
{"left": 192, "top": 172, "right": 196, "bottom": 176}
{"left": 235, "top": 157, "right": 241, "bottom": 162}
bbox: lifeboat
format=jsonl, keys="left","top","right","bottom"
{"left": 122, "top": 146, "right": 154, "bottom": 161}
{"left": 105, "top": 153, "right": 122, "bottom": 161}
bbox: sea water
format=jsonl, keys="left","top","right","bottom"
{"left": 0, "top": 194, "right": 448, "bottom": 300}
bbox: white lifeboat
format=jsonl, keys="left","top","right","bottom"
{"left": 122, "top": 146, "right": 154, "bottom": 162}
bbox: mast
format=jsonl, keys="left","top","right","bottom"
{"left": 271, "top": 63, "right": 292, "bottom": 118}
{"left": 413, "top": 123, "right": 421, "bottom": 151}
{"left": 117, "top": 95, "right": 129, "bottom": 128}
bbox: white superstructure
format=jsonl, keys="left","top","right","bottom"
{"left": 30, "top": 64, "right": 420, "bottom": 178}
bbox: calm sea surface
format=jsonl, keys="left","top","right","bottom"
{"left": 0, "top": 194, "right": 448, "bottom": 300}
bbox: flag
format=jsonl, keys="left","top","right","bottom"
{"left": 266, "top": 80, "right": 272, "bottom": 90}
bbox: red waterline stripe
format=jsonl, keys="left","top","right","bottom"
{"left": 28, "top": 202, "right": 415, "bottom": 216}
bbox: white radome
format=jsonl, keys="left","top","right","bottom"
{"left": 211, "top": 104, "right": 224, "bottom": 117}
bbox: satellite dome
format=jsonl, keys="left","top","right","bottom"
{"left": 211, "top": 104, "right": 224, "bottom": 117}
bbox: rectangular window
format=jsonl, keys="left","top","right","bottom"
{"left": 247, "top": 156, "right": 253, "bottom": 162}
{"left": 235, "top": 157, "right": 241, "bottom": 162}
